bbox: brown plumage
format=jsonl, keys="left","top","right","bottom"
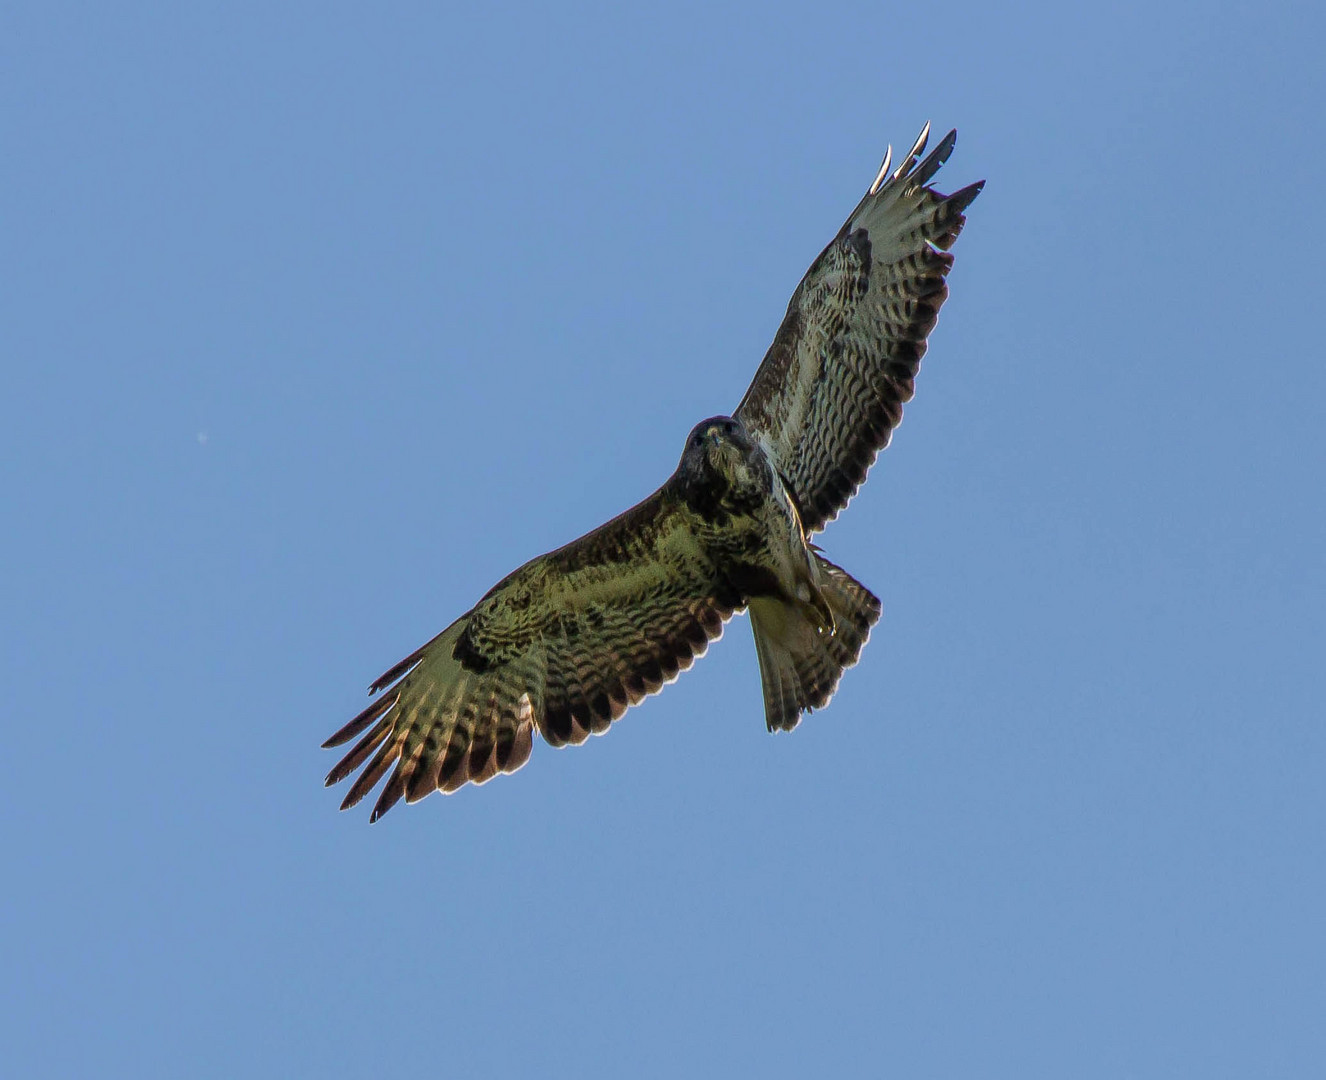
{"left": 737, "top": 124, "right": 983, "bottom": 532}
{"left": 324, "top": 124, "right": 980, "bottom": 819}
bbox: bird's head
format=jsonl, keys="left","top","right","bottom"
{"left": 677, "top": 415, "right": 770, "bottom": 509}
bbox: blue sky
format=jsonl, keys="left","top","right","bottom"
{"left": 4, "top": 2, "right": 1323, "bottom": 1076}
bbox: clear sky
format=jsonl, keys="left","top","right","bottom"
{"left": 4, "top": 2, "right": 1323, "bottom": 1077}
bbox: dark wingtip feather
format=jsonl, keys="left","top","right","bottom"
{"left": 322, "top": 691, "right": 399, "bottom": 749}
{"left": 945, "top": 179, "right": 985, "bottom": 214}
{"left": 368, "top": 650, "right": 426, "bottom": 695}
{"left": 911, "top": 128, "right": 958, "bottom": 188}
{"left": 369, "top": 768, "right": 407, "bottom": 823}
{"left": 339, "top": 733, "right": 401, "bottom": 812}
{"left": 324, "top": 717, "right": 393, "bottom": 787}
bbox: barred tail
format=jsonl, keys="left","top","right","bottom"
{"left": 748, "top": 555, "right": 881, "bottom": 732}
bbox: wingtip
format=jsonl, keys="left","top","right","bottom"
{"left": 868, "top": 144, "right": 893, "bottom": 196}
{"left": 367, "top": 648, "right": 428, "bottom": 696}
{"left": 908, "top": 120, "right": 931, "bottom": 162}
{"left": 322, "top": 690, "right": 399, "bottom": 749}
{"left": 909, "top": 128, "right": 959, "bottom": 190}
{"left": 946, "top": 178, "right": 985, "bottom": 212}
{"left": 890, "top": 120, "right": 932, "bottom": 183}
{"left": 915, "top": 119, "right": 932, "bottom": 149}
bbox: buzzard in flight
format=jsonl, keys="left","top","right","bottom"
{"left": 324, "top": 123, "right": 982, "bottom": 820}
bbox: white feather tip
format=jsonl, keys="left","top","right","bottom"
{"left": 892, "top": 121, "right": 931, "bottom": 182}
{"left": 868, "top": 145, "right": 893, "bottom": 196}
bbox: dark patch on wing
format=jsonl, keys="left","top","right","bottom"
{"left": 451, "top": 630, "right": 491, "bottom": 673}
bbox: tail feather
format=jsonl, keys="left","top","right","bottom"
{"left": 749, "top": 555, "right": 882, "bottom": 732}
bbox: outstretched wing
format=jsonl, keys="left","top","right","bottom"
{"left": 735, "top": 124, "right": 983, "bottom": 533}
{"left": 322, "top": 489, "right": 742, "bottom": 821}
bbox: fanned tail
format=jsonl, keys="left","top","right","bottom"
{"left": 749, "top": 555, "right": 881, "bottom": 732}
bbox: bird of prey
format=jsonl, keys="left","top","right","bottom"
{"left": 323, "top": 123, "right": 982, "bottom": 820}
